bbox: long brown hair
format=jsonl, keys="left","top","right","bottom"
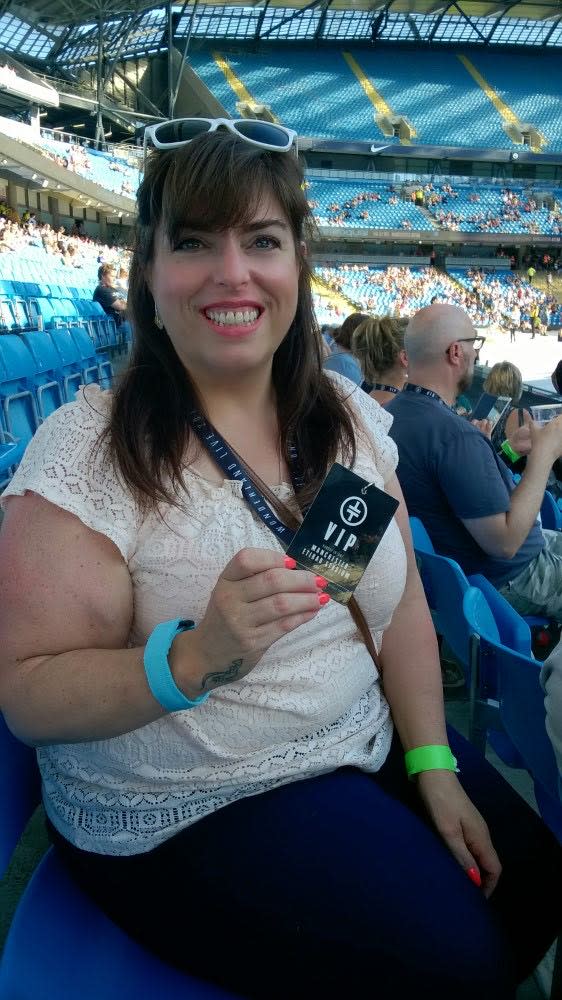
{"left": 106, "top": 130, "right": 356, "bottom": 511}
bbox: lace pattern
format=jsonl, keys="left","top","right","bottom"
{"left": 3, "top": 380, "right": 406, "bottom": 856}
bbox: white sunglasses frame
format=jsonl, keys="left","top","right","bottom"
{"left": 143, "top": 117, "right": 298, "bottom": 160}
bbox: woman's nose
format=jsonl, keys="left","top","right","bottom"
{"left": 215, "top": 237, "right": 249, "bottom": 288}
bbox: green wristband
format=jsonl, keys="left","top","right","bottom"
{"left": 404, "top": 745, "right": 459, "bottom": 780}
{"left": 500, "top": 439, "right": 521, "bottom": 464}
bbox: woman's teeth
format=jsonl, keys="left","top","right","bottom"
{"left": 205, "top": 308, "right": 260, "bottom": 326}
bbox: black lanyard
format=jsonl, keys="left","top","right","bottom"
{"left": 188, "top": 409, "right": 299, "bottom": 545}
{"left": 404, "top": 383, "right": 455, "bottom": 412}
{"left": 371, "top": 382, "right": 399, "bottom": 395}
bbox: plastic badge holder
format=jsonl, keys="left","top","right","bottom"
{"left": 530, "top": 403, "right": 562, "bottom": 427}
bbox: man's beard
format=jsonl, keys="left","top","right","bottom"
{"left": 457, "top": 366, "right": 474, "bottom": 395}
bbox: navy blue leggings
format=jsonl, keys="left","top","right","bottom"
{"left": 49, "top": 727, "right": 561, "bottom": 999}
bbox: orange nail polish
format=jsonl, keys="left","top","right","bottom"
{"left": 284, "top": 556, "right": 297, "bottom": 569}
{"left": 315, "top": 576, "right": 328, "bottom": 589}
{"left": 318, "top": 593, "right": 331, "bottom": 606}
{"left": 467, "top": 867, "right": 481, "bottom": 887}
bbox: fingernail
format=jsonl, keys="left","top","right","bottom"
{"left": 466, "top": 867, "right": 481, "bottom": 887}
{"left": 318, "top": 593, "right": 331, "bottom": 606}
{"left": 315, "top": 576, "right": 328, "bottom": 589}
{"left": 284, "top": 556, "right": 297, "bottom": 569}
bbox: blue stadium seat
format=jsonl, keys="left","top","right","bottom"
{"left": 463, "top": 589, "right": 561, "bottom": 843}
{"left": 0, "top": 713, "right": 238, "bottom": 999}
{"left": 68, "top": 326, "right": 113, "bottom": 389}
{"left": 0, "top": 335, "right": 39, "bottom": 448}
{"left": 47, "top": 327, "right": 86, "bottom": 401}
{"left": 18, "top": 331, "right": 65, "bottom": 420}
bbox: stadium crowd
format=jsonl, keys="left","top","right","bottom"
{"left": 0, "top": 202, "right": 130, "bottom": 275}
{"left": 316, "top": 261, "right": 561, "bottom": 332}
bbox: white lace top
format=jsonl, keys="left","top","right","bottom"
{"left": 3, "top": 376, "right": 407, "bottom": 855}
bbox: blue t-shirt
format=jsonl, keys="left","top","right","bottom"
{"left": 386, "top": 390, "right": 544, "bottom": 586}
{"left": 323, "top": 351, "right": 363, "bottom": 386}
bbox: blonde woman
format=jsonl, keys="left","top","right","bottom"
{"left": 482, "top": 361, "right": 532, "bottom": 453}
{"left": 352, "top": 314, "right": 409, "bottom": 406}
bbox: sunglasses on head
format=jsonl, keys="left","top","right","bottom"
{"left": 143, "top": 117, "right": 298, "bottom": 158}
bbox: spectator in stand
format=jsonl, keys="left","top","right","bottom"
{"left": 93, "top": 263, "right": 127, "bottom": 326}
{"left": 115, "top": 266, "right": 129, "bottom": 293}
{"left": 351, "top": 315, "right": 408, "bottom": 406}
{"left": 387, "top": 303, "right": 562, "bottom": 623}
{"left": 322, "top": 311, "right": 366, "bottom": 385}
{"left": 482, "top": 362, "right": 532, "bottom": 473}
{"left": 552, "top": 361, "right": 562, "bottom": 395}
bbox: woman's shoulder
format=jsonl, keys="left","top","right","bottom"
{"left": 2, "top": 385, "right": 141, "bottom": 562}
{"left": 324, "top": 371, "right": 397, "bottom": 483}
{"left": 324, "top": 370, "right": 393, "bottom": 434}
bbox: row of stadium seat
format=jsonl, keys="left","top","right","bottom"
{"left": 0, "top": 279, "right": 127, "bottom": 353}
{"left": 189, "top": 47, "right": 562, "bottom": 151}
{"left": 0, "top": 328, "right": 113, "bottom": 483}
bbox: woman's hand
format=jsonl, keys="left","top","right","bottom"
{"left": 172, "top": 548, "right": 328, "bottom": 697}
{"left": 416, "top": 770, "right": 502, "bottom": 897}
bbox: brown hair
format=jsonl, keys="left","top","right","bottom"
{"left": 106, "top": 131, "right": 356, "bottom": 511}
{"left": 483, "top": 361, "right": 523, "bottom": 403}
{"left": 333, "top": 312, "right": 370, "bottom": 350}
{"left": 352, "top": 315, "right": 408, "bottom": 383}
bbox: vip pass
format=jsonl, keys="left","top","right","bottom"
{"left": 284, "top": 463, "right": 399, "bottom": 605}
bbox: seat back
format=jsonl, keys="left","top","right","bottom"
{"left": 414, "top": 548, "right": 475, "bottom": 674}
{"left": 467, "top": 573, "right": 532, "bottom": 657}
{"left": 49, "top": 327, "right": 81, "bottom": 367}
{"left": 463, "top": 589, "right": 561, "bottom": 841}
{"left": 541, "top": 490, "right": 562, "bottom": 531}
{"left": 409, "top": 515, "right": 434, "bottom": 553}
{"left": 0, "top": 714, "right": 41, "bottom": 877}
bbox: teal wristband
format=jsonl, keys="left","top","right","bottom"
{"left": 144, "top": 618, "right": 209, "bottom": 712}
{"left": 500, "top": 439, "right": 521, "bottom": 464}
{"left": 404, "top": 745, "right": 459, "bottom": 780}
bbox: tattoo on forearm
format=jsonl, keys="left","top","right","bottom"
{"left": 200, "top": 658, "right": 243, "bottom": 691}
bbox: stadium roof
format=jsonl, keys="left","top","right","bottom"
{"left": 0, "top": 0, "right": 561, "bottom": 70}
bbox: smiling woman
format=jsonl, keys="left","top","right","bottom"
{"left": 0, "top": 128, "right": 559, "bottom": 1000}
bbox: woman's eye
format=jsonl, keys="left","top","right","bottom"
{"left": 174, "top": 237, "right": 204, "bottom": 251}
{"left": 252, "top": 235, "right": 281, "bottom": 250}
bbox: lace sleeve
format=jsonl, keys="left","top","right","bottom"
{"left": 1, "top": 385, "right": 141, "bottom": 561}
{"left": 325, "top": 372, "right": 399, "bottom": 484}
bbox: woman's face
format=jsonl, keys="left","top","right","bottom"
{"left": 148, "top": 191, "right": 300, "bottom": 383}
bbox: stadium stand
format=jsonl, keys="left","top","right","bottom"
{"left": 189, "top": 47, "right": 562, "bottom": 151}
{"left": 1, "top": 2, "right": 562, "bottom": 996}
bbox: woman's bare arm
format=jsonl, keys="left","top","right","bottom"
{"left": 0, "top": 492, "right": 168, "bottom": 745}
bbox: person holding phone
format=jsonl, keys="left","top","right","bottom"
{"left": 0, "top": 126, "right": 559, "bottom": 1000}
{"left": 388, "top": 303, "right": 562, "bottom": 624}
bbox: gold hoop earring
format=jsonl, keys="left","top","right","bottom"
{"left": 154, "top": 308, "right": 164, "bottom": 330}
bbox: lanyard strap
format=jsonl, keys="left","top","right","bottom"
{"left": 188, "top": 411, "right": 382, "bottom": 674}
{"left": 188, "top": 410, "right": 297, "bottom": 546}
{"left": 404, "top": 383, "right": 455, "bottom": 411}
{"left": 371, "top": 382, "right": 399, "bottom": 395}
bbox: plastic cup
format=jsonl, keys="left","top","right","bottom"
{"left": 530, "top": 403, "right": 562, "bottom": 427}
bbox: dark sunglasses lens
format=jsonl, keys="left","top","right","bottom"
{"left": 153, "top": 120, "right": 210, "bottom": 144}
{"left": 234, "top": 120, "right": 289, "bottom": 147}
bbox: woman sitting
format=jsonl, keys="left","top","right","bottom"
{"left": 0, "top": 124, "right": 559, "bottom": 1000}
{"left": 352, "top": 314, "right": 408, "bottom": 405}
{"left": 483, "top": 361, "right": 532, "bottom": 473}
{"left": 322, "top": 310, "right": 366, "bottom": 385}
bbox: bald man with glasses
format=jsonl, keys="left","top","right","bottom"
{"left": 387, "top": 303, "right": 562, "bottom": 622}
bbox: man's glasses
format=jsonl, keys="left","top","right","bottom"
{"left": 143, "top": 117, "right": 298, "bottom": 158}
{"left": 447, "top": 336, "right": 486, "bottom": 354}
